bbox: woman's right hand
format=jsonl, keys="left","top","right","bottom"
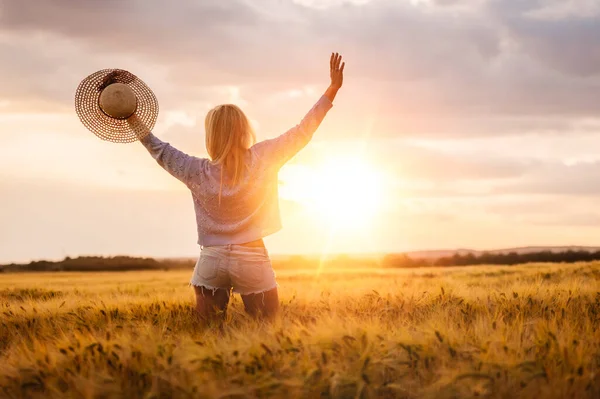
{"left": 127, "top": 114, "right": 151, "bottom": 140}
{"left": 330, "top": 52, "right": 345, "bottom": 90}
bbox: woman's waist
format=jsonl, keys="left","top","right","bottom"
{"left": 203, "top": 238, "right": 264, "bottom": 248}
{"left": 201, "top": 239, "right": 268, "bottom": 259}
{"left": 197, "top": 222, "right": 281, "bottom": 248}
{"left": 237, "top": 238, "right": 265, "bottom": 247}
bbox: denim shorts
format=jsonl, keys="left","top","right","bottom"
{"left": 190, "top": 244, "right": 278, "bottom": 295}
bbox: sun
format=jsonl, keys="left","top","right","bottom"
{"left": 279, "top": 155, "right": 386, "bottom": 229}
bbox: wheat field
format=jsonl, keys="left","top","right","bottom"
{"left": 0, "top": 263, "right": 599, "bottom": 398}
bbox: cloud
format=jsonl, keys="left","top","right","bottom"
{"left": 485, "top": 195, "right": 600, "bottom": 227}
{"left": 1, "top": 0, "right": 599, "bottom": 137}
{"left": 376, "top": 141, "right": 533, "bottom": 182}
{"left": 488, "top": 0, "right": 600, "bottom": 77}
{"left": 494, "top": 160, "right": 600, "bottom": 196}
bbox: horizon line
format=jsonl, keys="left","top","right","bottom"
{"left": 3, "top": 244, "right": 600, "bottom": 265}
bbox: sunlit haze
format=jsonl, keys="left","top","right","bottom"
{"left": 1, "top": 0, "right": 600, "bottom": 263}
{"left": 279, "top": 155, "right": 387, "bottom": 229}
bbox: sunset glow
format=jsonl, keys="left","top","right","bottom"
{"left": 2, "top": 0, "right": 600, "bottom": 263}
{"left": 279, "top": 156, "right": 386, "bottom": 228}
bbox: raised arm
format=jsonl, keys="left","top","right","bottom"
{"left": 254, "top": 52, "right": 345, "bottom": 168}
{"left": 127, "top": 116, "right": 200, "bottom": 185}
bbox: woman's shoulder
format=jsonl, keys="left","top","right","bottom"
{"left": 250, "top": 139, "right": 281, "bottom": 162}
{"left": 248, "top": 142, "right": 275, "bottom": 167}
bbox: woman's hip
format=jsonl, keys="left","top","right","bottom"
{"left": 191, "top": 244, "right": 276, "bottom": 295}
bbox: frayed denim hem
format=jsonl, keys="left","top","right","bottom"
{"left": 190, "top": 282, "right": 278, "bottom": 303}
{"left": 189, "top": 281, "right": 227, "bottom": 296}
{"left": 232, "top": 283, "right": 279, "bottom": 306}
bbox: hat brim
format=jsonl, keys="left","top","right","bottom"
{"left": 75, "top": 69, "right": 159, "bottom": 143}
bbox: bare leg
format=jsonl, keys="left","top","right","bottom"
{"left": 193, "top": 286, "right": 230, "bottom": 323}
{"left": 241, "top": 287, "right": 279, "bottom": 320}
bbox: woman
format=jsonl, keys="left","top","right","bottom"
{"left": 130, "top": 53, "right": 345, "bottom": 322}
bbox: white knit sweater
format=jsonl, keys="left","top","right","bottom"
{"left": 140, "top": 95, "right": 333, "bottom": 246}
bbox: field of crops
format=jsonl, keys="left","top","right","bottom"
{"left": 1, "top": 263, "right": 599, "bottom": 398}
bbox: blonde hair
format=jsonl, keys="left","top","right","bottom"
{"left": 205, "top": 104, "right": 256, "bottom": 203}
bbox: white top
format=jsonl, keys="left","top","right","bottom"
{"left": 140, "top": 95, "right": 333, "bottom": 246}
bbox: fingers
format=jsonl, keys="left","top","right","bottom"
{"left": 330, "top": 52, "right": 343, "bottom": 71}
{"left": 329, "top": 53, "right": 346, "bottom": 76}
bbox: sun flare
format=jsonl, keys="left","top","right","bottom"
{"left": 279, "top": 156, "right": 386, "bottom": 229}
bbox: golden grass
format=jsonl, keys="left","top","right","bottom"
{"left": 0, "top": 263, "right": 599, "bottom": 398}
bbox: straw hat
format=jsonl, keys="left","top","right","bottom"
{"left": 75, "top": 69, "right": 159, "bottom": 143}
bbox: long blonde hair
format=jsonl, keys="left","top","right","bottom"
{"left": 205, "top": 104, "right": 256, "bottom": 202}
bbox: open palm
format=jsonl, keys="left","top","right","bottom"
{"left": 330, "top": 52, "right": 345, "bottom": 90}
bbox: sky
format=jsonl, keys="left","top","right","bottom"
{"left": 1, "top": 0, "right": 600, "bottom": 263}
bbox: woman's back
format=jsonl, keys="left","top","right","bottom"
{"left": 190, "top": 145, "right": 281, "bottom": 246}
{"left": 139, "top": 95, "right": 333, "bottom": 246}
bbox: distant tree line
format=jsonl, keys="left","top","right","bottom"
{"left": 0, "top": 256, "right": 190, "bottom": 273}
{"left": 2, "top": 250, "right": 600, "bottom": 273}
{"left": 0, "top": 254, "right": 379, "bottom": 273}
{"left": 382, "top": 250, "right": 600, "bottom": 268}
